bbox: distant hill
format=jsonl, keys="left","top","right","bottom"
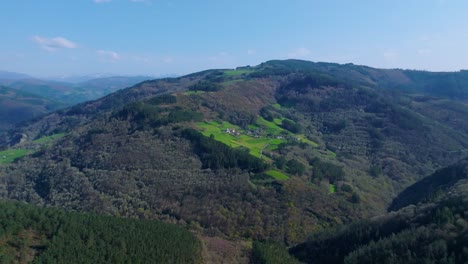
{"left": 0, "top": 86, "right": 64, "bottom": 133}
{"left": 48, "top": 74, "right": 169, "bottom": 84}
{"left": 256, "top": 60, "right": 468, "bottom": 99}
{"left": 0, "top": 60, "right": 467, "bottom": 260}
{"left": 0, "top": 76, "right": 152, "bottom": 106}
{"left": 0, "top": 70, "right": 31, "bottom": 80}
{"left": 0, "top": 75, "right": 152, "bottom": 135}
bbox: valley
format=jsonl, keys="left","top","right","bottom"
{"left": 0, "top": 60, "right": 467, "bottom": 263}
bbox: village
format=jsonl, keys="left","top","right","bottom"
{"left": 223, "top": 127, "right": 302, "bottom": 142}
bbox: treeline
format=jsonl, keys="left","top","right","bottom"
{"left": 0, "top": 200, "right": 201, "bottom": 263}
{"left": 189, "top": 80, "right": 223, "bottom": 92}
{"left": 290, "top": 196, "right": 468, "bottom": 264}
{"left": 181, "top": 128, "right": 268, "bottom": 173}
{"left": 310, "top": 158, "right": 345, "bottom": 183}
{"left": 116, "top": 102, "right": 202, "bottom": 128}
{"left": 251, "top": 242, "right": 301, "bottom": 264}
{"left": 390, "top": 158, "right": 468, "bottom": 211}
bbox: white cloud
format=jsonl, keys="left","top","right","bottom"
{"left": 33, "top": 36, "right": 77, "bottom": 51}
{"left": 287, "top": 47, "right": 311, "bottom": 59}
{"left": 97, "top": 50, "right": 120, "bottom": 62}
{"left": 94, "top": 0, "right": 112, "bottom": 3}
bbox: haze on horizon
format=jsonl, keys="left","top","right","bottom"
{"left": 1, "top": 0, "right": 467, "bottom": 77}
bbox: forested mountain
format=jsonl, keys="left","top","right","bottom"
{"left": 290, "top": 158, "right": 468, "bottom": 263}
{"left": 0, "top": 60, "right": 467, "bottom": 262}
{"left": 0, "top": 200, "right": 201, "bottom": 263}
{"left": 0, "top": 86, "right": 64, "bottom": 134}
{"left": 0, "top": 76, "right": 151, "bottom": 135}
{"left": 0, "top": 75, "right": 151, "bottom": 106}
{"left": 0, "top": 71, "right": 31, "bottom": 80}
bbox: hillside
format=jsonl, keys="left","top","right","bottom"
{"left": 0, "top": 76, "right": 152, "bottom": 135}
{"left": 390, "top": 158, "right": 468, "bottom": 211}
{"left": 0, "top": 59, "right": 467, "bottom": 248}
{"left": 0, "top": 70, "right": 31, "bottom": 80}
{"left": 0, "top": 86, "right": 64, "bottom": 134}
{"left": 0, "top": 199, "right": 201, "bottom": 263}
{"left": 0, "top": 76, "right": 151, "bottom": 106}
{"left": 290, "top": 158, "right": 468, "bottom": 263}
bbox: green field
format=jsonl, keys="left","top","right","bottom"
{"left": 0, "top": 149, "right": 29, "bottom": 165}
{"left": 224, "top": 69, "right": 255, "bottom": 77}
{"left": 265, "top": 170, "right": 290, "bottom": 180}
{"left": 196, "top": 121, "right": 284, "bottom": 158}
{"left": 272, "top": 103, "right": 282, "bottom": 109}
{"left": 329, "top": 184, "right": 336, "bottom": 193}
{"left": 183, "top": 90, "right": 206, "bottom": 95}
{"left": 33, "top": 133, "right": 65, "bottom": 143}
{"left": 195, "top": 117, "right": 319, "bottom": 159}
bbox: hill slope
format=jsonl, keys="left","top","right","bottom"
{"left": 0, "top": 86, "right": 64, "bottom": 134}
{"left": 290, "top": 158, "right": 468, "bottom": 263}
{"left": 0, "top": 200, "right": 201, "bottom": 263}
{"left": 0, "top": 60, "right": 467, "bottom": 246}
{"left": 0, "top": 76, "right": 151, "bottom": 106}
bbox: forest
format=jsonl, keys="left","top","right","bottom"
{"left": 0, "top": 200, "right": 201, "bottom": 263}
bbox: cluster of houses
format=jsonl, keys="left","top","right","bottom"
{"left": 224, "top": 127, "right": 302, "bottom": 142}
{"left": 224, "top": 128, "right": 240, "bottom": 136}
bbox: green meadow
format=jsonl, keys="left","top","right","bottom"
{"left": 223, "top": 69, "right": 255, "bottom": 77}
{"left": 33, "top": 133, "right": 65, "bottom": 143}
{"left": 195, "top": 117, "right": 319, "bottom": 159}
{"left": 182, "top": 90, "right": 206, "bottom": 95}
{"left": 196, "top": 121, "right": 285, "bottom": 158}
{"left": 0, "top": 149, "right": 29, "bottom": 165}
{"left": 265, "top": 170, "right": 290, "bottom": 180}
{"left": 0, "top": 133, "right": 66, "bottom": 165}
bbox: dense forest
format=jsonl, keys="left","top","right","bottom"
{"left": 1, "top": 60, "right": 468, "bottom": 263}
{"left": 290, "top": 158, "right": 468, "bottom": 264}
{"left": 0, "top": 200, "right": 201, "bottom": 263}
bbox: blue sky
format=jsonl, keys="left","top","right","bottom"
{"left": 1, "top": 0, "right": 467, "bottom": 77}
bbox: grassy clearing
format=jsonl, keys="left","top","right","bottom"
{"left": 265, "top": 170, "right": 289, "bottom": 180}
{"left": 256, "top": 117, "right": 283, "bottom": 135}
{"left": 257, "top": 117, "right": 319, "bottom": 147}
{"left": 195, "top": 117, "right": 320, "bottom": 158}
{"left": 273, "top": 118, "right": 283, "bottom": 125}
{"left": 329, "top": 184, "right": 336, "bottom": 194}
{"left": 183, "top": 91, "right": 206, "bottom": 95}
{"left": 272, "top": 103, "right": 282, "bottom": 109}
{"left": 33, "top": 133, "right": 65, "bottom": 144}
{"left": 0, "top": 149, "right": 29, "bottom": 165}
{"left": 224, "top": 69, "right": 255, "bottom": 77}
{"left": 196, "top": 121, "right": 283, "bottom": 158}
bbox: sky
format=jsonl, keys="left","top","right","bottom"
{"left": 0, "top": 0, "right": 467, "bottom": 77}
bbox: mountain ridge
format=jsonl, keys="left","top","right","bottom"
{"left": 0, "top": 59, "right": 467, "bottom": 248}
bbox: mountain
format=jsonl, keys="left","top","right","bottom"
{"left": 0, "top": 86, "right": 64, "bottom": 134}
{"left": 0, "top": 60, "right": 467, "bottom": 261}
{"left": 256, "top": 60, "right": 468, "bottom": 99}
{"left": 47, "top": 73, "right": 171, "bottom": 83}
{"left": 290, "top": 158, "right": 468, "bottom": 263}
{"left": 0, "top": 76, "right": 152, "bottom": 134}
{"left": 389, "top": 158, "right": 468, "bottom": 211}
{"left": 0, "top": 76, "right": 152, "bottom": 106}
{"left": 0, "top": 70, "right": 31, "bottom": 80}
